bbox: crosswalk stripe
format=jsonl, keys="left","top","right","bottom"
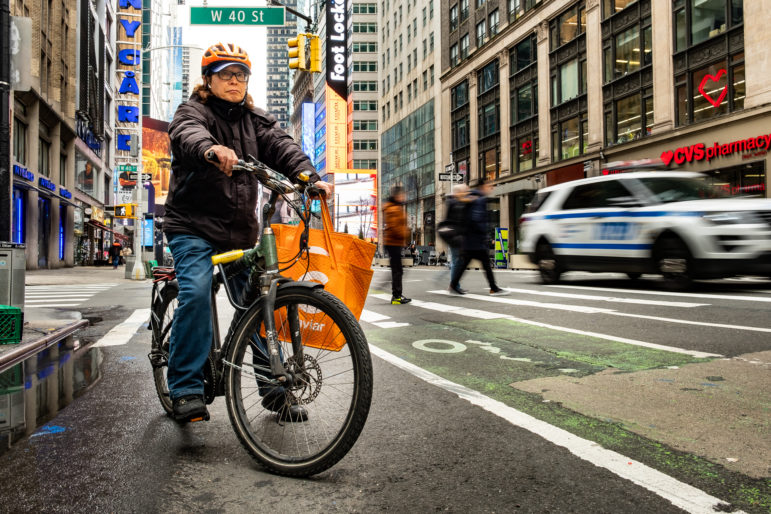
{"left": 550, "top": 284, "right": 771, "bottom": 303}
{"left": 360, "top": 309, "right": 410, "bottom": 328}
{"left": 429, "top": 290, "right": 615, "bottom": 314}
{"left": 94, "top": 309, "right": 151, "bottom": 347}
{"left": 369, "top": 293, "right": 721, "bottom": 358}
{"left": 491, "top": 287, "right": 708, "bottom": 308}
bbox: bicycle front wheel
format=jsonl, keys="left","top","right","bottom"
{"left": 224, "top": 286, "right": 373, "bottom": 477}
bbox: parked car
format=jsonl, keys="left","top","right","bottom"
{"left": 519, "top": 171, "right": 771, "bottom": 289}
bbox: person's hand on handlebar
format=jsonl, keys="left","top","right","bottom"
{"left": 313, "top": 180, "right": 333, "bottom": 197}
{"left": 205, "top": 145, "right": 238, "bottom": 177}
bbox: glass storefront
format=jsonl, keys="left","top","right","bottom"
{"left": 11, "top": 188, "right": 25, "bottom": 244}
{"left": 703, "top": 161, "right": 766, "bottom": 197}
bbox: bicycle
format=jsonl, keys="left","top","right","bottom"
{"left": 148, "top": 156, "right": 373, "bottom": 477}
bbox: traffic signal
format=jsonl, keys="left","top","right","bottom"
{"left": 288, "top": 34, "right": 307, "bottom": 70}
{"left": 114, "top": 203, "right": 135, "bottom": 218}
{"left": 308, "top": 34, "right": 321, "bottom": 73}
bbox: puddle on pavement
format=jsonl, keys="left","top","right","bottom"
{"left": 0, "top": 339, "right": 103, "bottom": 456}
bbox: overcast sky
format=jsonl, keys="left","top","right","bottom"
{"left": 176, "top": 0, "right": 269, "bottom": 105}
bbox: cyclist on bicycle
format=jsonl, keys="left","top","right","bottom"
{"left": 164, "top": 42, "right": 332, "bottom": 423}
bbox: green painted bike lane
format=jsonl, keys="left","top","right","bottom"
{"left": 366, "top": 318, "right": 771, "bottom": 513}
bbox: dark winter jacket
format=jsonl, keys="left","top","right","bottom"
{"left": 464, "top": 191, "right": 490, "bottom": 251}
{"left": 164, "top": 94, "right": 317, "bottom": 251}
{"left": 440, "top": 195, "right": 471, "bottom": 249}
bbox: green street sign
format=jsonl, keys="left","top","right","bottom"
{"left": 118, "top": 165, "right": 137, "bottom": 172}
{"left": 190, "top": 7, "right": 285, "bottom": 25}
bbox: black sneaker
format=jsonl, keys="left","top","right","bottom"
{"left": 449, "top": 286, "right": 467, "bottom": 295}
{"left": 172, "top": 395, "right": 210, "bottom": 423}
{"left": 490, "top": 287, "right": 510, "bottom": 296}
{"left": 391, "top": 295, "right": 412, "bottom": 305}
{"left": 262, "top": 391, "right": 309, "bottom": 422}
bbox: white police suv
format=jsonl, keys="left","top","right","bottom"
{"left": 519, "top": 171, "right": 771, "bottom": 289}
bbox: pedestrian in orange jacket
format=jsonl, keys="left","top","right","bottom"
{"left": 382, "top": 185, "right": 411, "bottom": 304}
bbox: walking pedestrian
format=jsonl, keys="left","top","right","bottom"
{"left": 438, "top": 183, "right": 473, "bottom": 292}
{"left": 383, "top": 185, "right": 411, "bottom": 305}
{"left": 108, "top": 241, "right": 122, "bottom": 269}
{"left": 449, "top": 179, "right": 510, "bottom": 296}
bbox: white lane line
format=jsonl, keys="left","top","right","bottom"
{"left": 369, "top": 345, "right": 740, "bottom": 514}
{"left": 551, "top": 284, "right": 771, "bottom": 303}
{"left": 25, "top": 295, "right": 93, "bottom": 299}
{"left": 24, "top": 303, "right": 82, "bottom": 308}
{"left": 436, "top": 290, "right": 771, "bottom": 335}
{"left": 430, "top": 290, "right": 615, "bottom": 314}
{"left": 372, "top": 294, "right": 720, "bottom": 358}
{"left": 606, "top": 311, "right": 771, "bottom": 334}
{"left": 24, "top": 296, "right": 91, "bottom": 303}
{"left": 494, "top": 287, "right": 708, "bottom": 308}
{"left": 360, "top": 309, "right": 410, "bottom": 328}
{"left": 93, "top": 309, "right": 151, "bottom": 347}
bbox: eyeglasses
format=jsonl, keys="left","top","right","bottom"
{"left": 215, "top": 70, "right": 250, "bottom": 82}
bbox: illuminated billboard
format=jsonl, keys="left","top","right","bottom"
{"left": 142, "top": 117, "right": 172, "bottom": 204}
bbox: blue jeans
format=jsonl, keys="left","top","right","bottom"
{"left": 167, "top": 233, "right": 218, "bottom": 401}
{"left": 449, "top": 246, "right": 462, "bottom": 280}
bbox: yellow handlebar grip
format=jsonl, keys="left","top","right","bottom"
{"left": 211, "top": 249, "right": 244, "bottom": 265}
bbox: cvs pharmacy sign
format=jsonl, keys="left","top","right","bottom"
{"left": 661, "top": 133, "right": 771, "bottom": 166}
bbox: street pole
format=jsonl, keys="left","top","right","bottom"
{"left": 130, "top": 162, "right": 145, "bottom": 279}
{"left": 0, "top": 0, "right": 11, "bottom": 241}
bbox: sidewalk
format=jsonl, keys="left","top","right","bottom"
{"left": 25, "top": 265, "right": 140, "bottom": 286}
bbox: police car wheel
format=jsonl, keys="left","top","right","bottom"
{"left": 626, "top": 272, "right": 642, "bottom": 280}
{"left": 655, "top": 237, "right": 693, "bottom": 291}
{"left": 536, "top": 241, "right": 561, "bottom": 284}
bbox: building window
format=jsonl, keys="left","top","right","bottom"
{"left": 353, "top": 139, "right": 378, "bottom": 150}
{"left": 460, "top": 34, "right": 469, "bottom": 60}
{"left": 353, "top": 61, "right": 378, "bottom": 72}
{"left": 353, "top": 120, "right": 379, "bottom": 131}
{"left": 353, "top": 81, "right": 378, "bottom": 91}
{"left": 353, "top": 42, "right": 378, "bottom": 52}
{"left": 451, "top": 80, "right": 470, "bottom": 154}
{"left": 478, "top": 60, "right": 498, "bottom": 92}
{"left": 550, "top": 3, "right": 588, "bottom": 162}
{"left": 673, "top": 1, "right": 744, "bottom": 126}
{"left": 13, "top": 117, "right": 27, "bottom": 165}
{"left": 353, "top": 3, "right": 377, "bottom": 13}
{"left": 602, "top": 3, "right": 653, "bottom": 146}
{"left": 450, "top": 4, "right": 458, "bottom": 31}
{"left": 604, "top": 19, "right": 651, "bottom": 83}
{"left": 353, "top": 159, "right": 378, "bottom": 169}
{"left": 479, "top": 147, "right": 500, "bottom": 181}
{"left": 513, "top": 83, "right": 536, "bottom": 123}
{"left": 460, "top": 0, "right": 469, "bottom": 20}
{"left": 60, "top": 153, "right": 67, "bottom": 185}
{"left": 674, "top": 0, "right": 743, "bottom": 51}
{"left": 509, "top": 0, "right": 543, "bottom": 21}
{"left": 476, "top": 0, "right": 486, "bottom": 8}
{"left": 430, "top": 32, "right": 435, "bottom": 52}
{"left": 353, "top": 22, "right": 378, "bottom": 33}
{"left": 488, "top": 9, "right": 499, "bottom": 37}
{"left": 39, "top": 138, "right": 51, "bottom": 177}
{"left": 479, "top": 102, "right": 499, "bottom": 137}
{"left": 354, "top": 100, "right": 378, "bottom": 111}
{"left": 450, "top": 44, "right": 459, "bottom": 67}
{"left": 550, "top": 3, "right": 586, "bottom": 50}
{"left": 476, "top": 19, "right": 487, "bottom": 47}
{"left": 602, "top": 0, "right": 636, "bottom": 18}
{"left": 552, "top": 114, "right": 587, "bottom": 161}
{"left": 430, "top": 65, "right": 435, "bottom": 85}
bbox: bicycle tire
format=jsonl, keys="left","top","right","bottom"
{"left": 151, "top": 280, "right": 178, "bottom": 415}
{"left": 224, "top": 286, "right": 373, "bottom": 477}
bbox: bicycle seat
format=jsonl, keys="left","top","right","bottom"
{"left": 152, "top": 267, "right": 176, "bottom": 280}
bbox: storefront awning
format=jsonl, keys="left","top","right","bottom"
{"left": 86, "top": 220, "right": 130, "bottom": 241}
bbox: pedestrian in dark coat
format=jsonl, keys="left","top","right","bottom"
{"left": 108, "top": 242, "right": 122, "bottom": 269}
{"left": 449, "top": 179, "right": 509, "bottom": 296}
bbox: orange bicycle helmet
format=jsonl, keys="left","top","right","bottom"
{"left": 201, "top": 42, "right": 252, "bottom": 75}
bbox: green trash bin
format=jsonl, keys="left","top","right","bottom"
{"left": 0, "top": 305, "right": 23, "bottom": 345}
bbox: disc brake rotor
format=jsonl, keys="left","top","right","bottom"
{"left": 285, "top": 354, "right": 322, "bottom": 405}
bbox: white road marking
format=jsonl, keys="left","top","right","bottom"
{"left": 23, "top": 284, "right": 117, "bottom": 308}
{"left": 371, "top": 293, "right": 721, "bottom": 358}
{"left": 24, "top": 303, "right": 82, "bottom": 308}
{"left": 494, "top": 287, "right": 708, "bottom": 308}
{"left": 369, "top": 345, "right": 740, "bottom": 514}
{"left": 431, "top": 290, "right": 771, "bottom": 335}
{"left": 360, "top": 309, "right": 411, "bottom": 329}
{"left": 93, "top": 309, "right": 151, "bottom": 347}
{"left": 550, "top": 284, "right": 771, "bottom": 303}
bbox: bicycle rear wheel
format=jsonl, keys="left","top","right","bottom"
{"left": 224, "top": 286, "right": 373, "bottom": 477}
{"left": 150, "top": 281, "right": 178, "bottom": 414}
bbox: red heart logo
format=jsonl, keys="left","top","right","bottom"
{"left": 698, "top": 69, "right": 728, "bottom": 108}
{"left": 661, "top": 150, "right": 675, "bottom": 167}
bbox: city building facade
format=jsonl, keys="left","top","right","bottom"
{"left": 378, "top": 0, "right": 442, "bottom": 246}
{"left": 440, "top": 0, "right": 771, "bottom": 256}
{"left": 267, "top": 0, "right": 300, "bottom": 130}
{"left": 9, "top": 0, "right": 121, "bottom": 269}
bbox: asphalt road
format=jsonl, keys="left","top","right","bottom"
{"left": 1, "top": 266, "right": 769, "bottom": 513}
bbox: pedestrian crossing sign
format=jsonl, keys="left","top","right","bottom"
{"left": 114, "top": 203, "right": 135, "bottom": 219}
